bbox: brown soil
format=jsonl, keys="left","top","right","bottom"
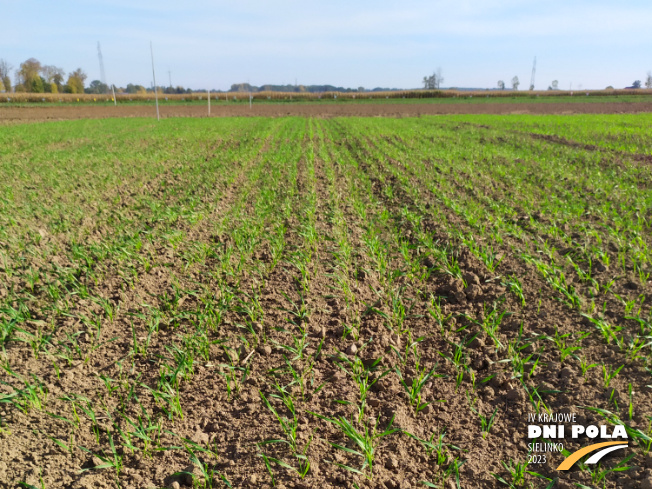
{"left": 2, "top": 101, "right": 652, "bottom": 121}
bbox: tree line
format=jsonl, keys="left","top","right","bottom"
{"left": 0, "top": 57, "right": 195, "bottom": 95}
{"left": 0, "top": 58, "right": 87, "bottom": 94}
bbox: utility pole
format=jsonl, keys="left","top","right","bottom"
{"left": 168, "top": 70, "right": 172, "bottom": 89}
{"left": 150, "top": 42, "right": 160, "bottom": 121}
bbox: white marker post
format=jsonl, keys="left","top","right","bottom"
{"left": 150, "top": 42, "right": 160, "bottom": 121}
{"left": 208, "top": 89, "right": 211, "bottom": 116}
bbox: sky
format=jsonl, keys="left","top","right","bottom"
{"left": 2, "top": 0, "right": 651, "bottom": 91}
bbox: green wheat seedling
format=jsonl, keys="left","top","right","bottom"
{"left": 501, "top": 275, "right": 526, "bottom": 307}
{"left": 404, "top": 429, "right": 463, "bottom": 465}
{"left": 566, "top": 255, "right": 598, "bottom": 288}
{"left": 235, "top": 288, "right": 264, "bottom": 323}
{"left": 309, "top": 411, "right": 399, "bottom": 479}
{"left": 579, "top": 356, "right": 599, "bottom": 378}
{"left": 491, "top": 457, "right": 554, "bottom": 488}
{"left": 478, "top": 305, "right": 510, "bottom": 350}
{"left": 602, "top": 363, "right": 624, "bottom": 389}
{"left": 389, "top": 331, "right": 426, "bottom": 367}
{"left": 444, "top": 255, "right": 464, "bottom": 282}
{"left": 276, "top": 354, "right": 312, "bottom": 401}
{"left": 270, "top": 329, "right": 310, "bottom": 361}
{"left": 427, "top": 295, "right": 453, "bottom": 336}
{"left": 544, "top": 327, "right": 581, "bottom": 363}
{"left": 218, "top": 347, "right": 248, "bottom": 401}
{"left": 42, "top": 422, "right": 77, "bottom": 453}
{"left": 286, "top": 255, "right": 312, "bottom": 293}
{"left": 279, "top": 291, "right": 311, "bottom": 330}
{"left": 627, "top": 383, "right": 634, "bottom": 420}
{"left": 141, "top": 381, "right": 184, "bottom": 420}
{"left": 478, "top": 244, "right": 504, "bottom": 272}
{"left": 159, "top": 343, "right": 196, "bottom": 388}
{"left": 584, "top": 452, "right": 636, "bottom": 487}
{"left": 18, "top": 468, "right": 46, "bottom": 489}
{"left": 443, "top": 457, "right": 466, "bottom": 489}
{"left": 179, "top": 445, "right": 233, "bottom": 489}
{"left": 124, "top": 405, "right": 163, "bottom": 456}
{"left": 335, "top": 348, "right": 390, "bottom": 421}
{"left": 581, "top": 314, "right": 623, "bottom": 346}
{"left": 0, "top": 372, "right": 47, "bottom": 413}
{"left": 501, "top": 343, "right": 535, "bottom": 382}
{"left": 438, "top": 338, "right": 471, "bottom": 390}
{"left": 79, "top": 431, "right": 124, "bottom": 482}
{"left": 396, "top": 364, "right": 443, "bottom": 414}
{"left": 0, "top": 317, "right": 18, "bottom": 350}
{"left": 259, "top": 383, "right": 312, "bottom": 477}
{"left": 470, "top": 404, "right": 499, "bottom": 439}
{"left": 64, "top": 394, "right": 106, "bottom": 443}
{"left": 91, "top": 295, "right": 118, "bottom": 323}
{"left": 14, "top": 320, "right": 52, "bottom": 360}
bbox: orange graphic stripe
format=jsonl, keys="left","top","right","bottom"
{"left": 556, "top": 441, "right": 628, "bottom": 470}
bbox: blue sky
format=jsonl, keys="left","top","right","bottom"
{"left": 2, "top": 0, "right": 651, "bottom": 90}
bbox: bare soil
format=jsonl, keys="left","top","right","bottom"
{"left": 2, "top": 101, "right": 652, "bottom": 122}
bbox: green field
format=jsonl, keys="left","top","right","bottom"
{"left": 1, "top": 114, "right": 651, "bottom": 489}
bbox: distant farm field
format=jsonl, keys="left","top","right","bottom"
{"left": 3, "top": 100, "right": 652, "bottom": 122}
{"left": 1, "top": 114, "right": 651, "bottom": 489}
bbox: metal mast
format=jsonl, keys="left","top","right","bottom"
{"left": 97, "top": 42, "right": 107, "bottom": 87}
{"left": 529, "top": 56, "right": 536, "bottom": 91}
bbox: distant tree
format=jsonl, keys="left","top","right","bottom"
{"left": 42, "top": 77, "right": 54, "bottom": 93}
{"left": 511, "top": 76, "right": 520, "bottom": 90}
{"left": 0, "top": 59, "right": 12, "bottom": 92}
{"left": 16, "top": 58, "right": 42, "bottom": 92}
{"left": 358, "top": 86, "right": 365, "bottom": 92}
{"left": 31, "top": 76, "right": 44, "bottom": 93}
{"left": 0, "top": 59, "right": 11, "bottom": 79}
{"left": 605, "top": 85, "right": 614, "bottom": 89}
{"left": 86, "top": 80, "right": 108, "bottom": 94}
{"left": 632, "top": 80, "right": 642, "bottom": 89}
{"left": 423, "top": 68, "right": 444, "bottom": 89}
{"left": 231, "top": 83, "right": 255, "bottom": 92}
{"left": 497, "top": 80, "right": 505, "bottom": 90}
{"left": 65, "top": 68, "right": 87, "bottom": 93}
{"left": 0, "top": 78, "right": 4, "bottom": 92}
{"left": 41, "top": 65, "right": 65, "bottom": 93}
{"left": 645, "top": 72, "right": 652, "bottom": 89}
